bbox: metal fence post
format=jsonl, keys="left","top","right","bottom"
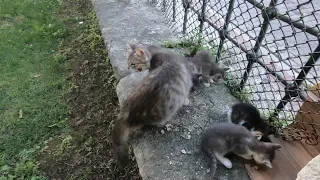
{"left": 162, "top": 0, "right": 166, "bottom": 12}
{"left": 182, "top": 0, "right": 190, "bottom": 34}
{"left": 215, "top": 0, "right": 235, "bottom": 63}
{"left": 172, "top": 0, "right": 176, "bottom": 22}
{"left": 272, "top": 34, "right": 320, "bottom": 118}
{"left": 239, "top": 0, "right": 278, "bottom": 90}
{"left": 199, "top": 0, "right": 208, "bottom": 33}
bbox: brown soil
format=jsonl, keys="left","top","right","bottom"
{"left": 38, "top": 0, "right": 141, "bottom": 179}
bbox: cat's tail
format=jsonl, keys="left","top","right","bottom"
{"left": 112, "top": 113, "right": 131, "bottom": 168}
{"left": 202, "top": 145, "right": 218, "bottom": 178}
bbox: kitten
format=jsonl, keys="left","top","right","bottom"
{"left": 113, "top": 46, "right": 193, "bottom": 167}
{"left": 227, "top": 102, "right": 275, "bottom": 142}
{"left": 188, "top": 51, "right": 229, "bottom": 87}
{"left": 126, "top": 43, "right": 162, "bottom": 72}
{"left": 201, "top": 123, "right": 281, "bottom": 178}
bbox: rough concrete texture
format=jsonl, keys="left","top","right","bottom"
{"left": 93, "top": 0, "right": 179, "bottom": 80}
{"left": 117, "top": 74, "right": 250, "bottom": 180}
{"left": 296, "top": 154, "right": 320, "bottom": 180}
{"left": 94, "top": 0, "right": 250, "bottom": 179}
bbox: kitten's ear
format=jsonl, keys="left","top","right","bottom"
{"left": 127, "top": 43, "right": 136, "bottom": 51}
{"left": 263, "top": 160, "right": 272, "bottom": 168}
{"left": 135, "top": 48, "right": 145, "bottom": 56}
{"left": 223, "top": 67, "right": 230, "bottom": 71}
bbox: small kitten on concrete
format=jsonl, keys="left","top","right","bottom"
{"left": 113, "top": 44, "right": 192, "bottom": 167}
{"left": 188, "top": 50, "right": 229, "bottom": 87}
{"left": 127, "top": 43, "right": 162, "bottom": 72}
{"left": 227, "top": 102, "right": 275, "bottom": 142}
{"left": 201, "top": 123, "right": 281, "bottom": 178}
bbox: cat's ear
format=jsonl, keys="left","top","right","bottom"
{"left": 223, "top": 67, "right": 230, "bottom": 71}
{"left": 127, "top": 43, "right": 136, "bottom": 51}
{"left": 135, "top": 48, "right": 146, "bottom": 57}
{"left": 263, "top": 160, "right": 272, "bottom": 168}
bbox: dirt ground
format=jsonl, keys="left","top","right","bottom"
{"left": 37, "top": 0, "right": 141, "bottom": 179}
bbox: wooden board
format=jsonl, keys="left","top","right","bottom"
{"left": 245, "top": 83, "right": 320, "bottom": 180}
{"left": 245, "top": 136, "right": 320, "bottom": 180}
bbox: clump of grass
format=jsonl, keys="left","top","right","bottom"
{"left": 0, "top": 0, "right": 70, "bottom": 179}
{"left": 163, "top": 32, "right": 218, "bottom": 58}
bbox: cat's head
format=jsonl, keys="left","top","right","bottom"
{"left": 252, "top": 142, "right": 281, "bottom": 168}
{"left": 209, "top": 67, "right": 229, "bottom": 84}
{"left": 127, "top": 43, "right": 150, "bottom": 72}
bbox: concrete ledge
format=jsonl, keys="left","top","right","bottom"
{"left": 94, "top": 0, "right": 250, "bottom": 179}
{"left": 94, "top": 0, "right": 178, "bottom": 80}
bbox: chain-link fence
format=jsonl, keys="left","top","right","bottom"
{"left": 149, "top": 0, "right": 320, "bottom": 145}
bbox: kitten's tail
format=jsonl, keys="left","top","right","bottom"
{"left": 112, "top": 113, "right": 131, "bottom": 168}
{"left": 202, "top": 146, "right": 217, "bottom": 178}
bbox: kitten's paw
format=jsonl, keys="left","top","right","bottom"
{"left": 184, "top": 98, "right": 190, "bottom": 106}
{"left": 222, "top": 159, "right": 233, "bottom": 169}
{"left": 209, "top": 79, "right": 214, "bottom": 83}
{"left": 204, "top": 82, "right": 210, "bottom": 87}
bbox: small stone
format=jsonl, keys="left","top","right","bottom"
{"left": 206, "top": 169, "right": 210, "bottom": 173}
{"left": 160, "top": 129, "right": 165, "bottom": 134}
{"left": 165, "top": 124, "right": 172, "bottom": 131}
{"left": 181, "top": 149, "right": 187, "bottom": 154}
{"left": 169, "top": 161, "right": 173, "bottom": 165}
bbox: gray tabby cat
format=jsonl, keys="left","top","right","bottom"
{"left": 188, "top": 51, "right": 229, "bottom": 87}
{"left": 201, "top": 123, "right": 281, "bottom": 177}
{"left": 113, "top": 44, "right": 192, "bottom": 167}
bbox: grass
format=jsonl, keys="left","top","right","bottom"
{"left": 1, "top": 0, "right": 141, "bottom": 179}
{"left": 0, "top": 0, "right": 69, "bottom": 178}
{"left": 162, "top": 32, "right": 218, "bottom": 58}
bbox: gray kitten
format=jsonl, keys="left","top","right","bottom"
{"left": 188, "top": 51, "right": 229, "bottom": 87}
{"left": 201, "top": 123, "right": 281, "bottom": 177}
{"left": 113, "top": 45, "right": 192, "bottom": 167}
{"left": 126, "top": 43, "right": 162, "bottom": 72}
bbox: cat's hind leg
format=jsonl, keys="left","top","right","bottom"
{"left": 215, "top": 153, "right": 233, "bottom": 169}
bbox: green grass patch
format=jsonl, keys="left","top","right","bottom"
{"left": 0, "top": 0, "right": 70, "bottom": 178}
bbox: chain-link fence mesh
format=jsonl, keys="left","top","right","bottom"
{"left": 149, "top": 0, "right": 320, "bottom": 145}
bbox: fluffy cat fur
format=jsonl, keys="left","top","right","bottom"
{"left": 201, "top": 123, "right": 281, "bottom": 178}
{"left": 113, "top": 45, "right": 193, "bottom": 167}
{"left": 127, "top": 43, "right": 201, "bottom": 92}
{"left": 188, "top": 50, "right": 229, "bottom": 87}
{"left": 227, "top": 102, "right": 275, "bottom": 142}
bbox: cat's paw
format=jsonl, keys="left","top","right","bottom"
{"left": 204, "top": 82, "right": 210, "bottom": 87}
{"left": 209, "top": 79, "right": 214, "bottom": 83}
{"left": 222, "top": 159, "right": 233, "bottom": 169}
{"left": 183, "top": 98, "right": 190, "bottom": 106}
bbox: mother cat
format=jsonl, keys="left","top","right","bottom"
{"left": 112, "top": 44, "right": 193, "bottom": 167}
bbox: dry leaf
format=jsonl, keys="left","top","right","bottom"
{"left": 19, "top": 109, "right": 23, "bottom": 119}
{"left": 34, "top": 73, "right": 41, "bottom": 78}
